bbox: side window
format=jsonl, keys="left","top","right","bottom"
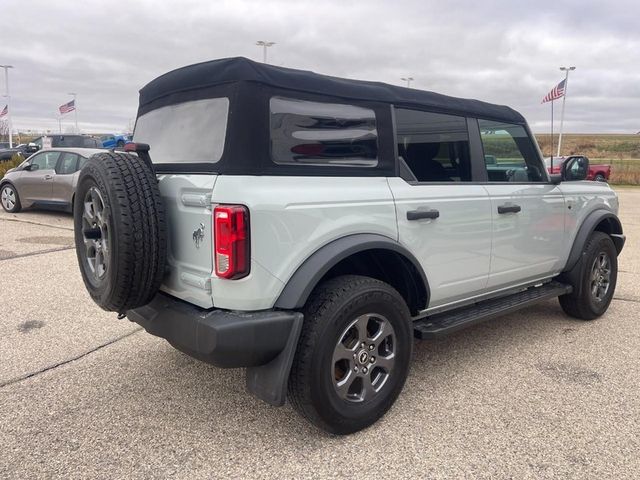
{"left": 78, "top": 156, "right": 89, "bottom": 170}
{"left": 478, "top": 119, "right": 545, "bottom": 183}
{"left": 56, "top": 153, "right": 79, "bottom": 174}
{"left": 83, "top": 137, "right": 99, "bottom": 147}
{"left": 270, "top": 96, "right": 378, "bottom": 167}
{"left": 29, "top": 152, "right": 59, "bottom": 171}
{"left": 394, "top": 108, "right": 471, "bottom": 182}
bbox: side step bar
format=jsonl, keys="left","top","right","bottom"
{"left": 414, "top": 281, "right": 572, "bottom": 339}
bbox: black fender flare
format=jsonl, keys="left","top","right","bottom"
{"left": 274, "top": 233, "right": 430, "bottom": 310}
{"left": 564, "top": 209, "right": 624, "bottom": 272}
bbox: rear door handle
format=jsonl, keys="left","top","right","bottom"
{"left": 44, "top": 174, "right": 53, "bottom": 180}
{"left": 498, "top": 204, "right": 521, "bottom": 214}
{"left": 407, "top": 209, "right": 440, "bottom": 220}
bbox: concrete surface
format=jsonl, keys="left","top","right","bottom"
{"left": 0, "top": 190, "right": 638, "bottom": 479}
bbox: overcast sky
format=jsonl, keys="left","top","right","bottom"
{"left": 1, "top": 0, "right": 639, "bottom": 134}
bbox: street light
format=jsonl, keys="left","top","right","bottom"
{"left": 256, "top": 41, "right": 275, "bottom": 63}
{"left": 0, "top": 65, "right": 14, "bottom": 148}
{"left": 68, "top": 92, "right": 78, "bottom": 133}
{"left": 401, "top": 77, "right": 414, "bottom": 88}
{"left": 556, "top": 66, "right": 576, "bottom": 157}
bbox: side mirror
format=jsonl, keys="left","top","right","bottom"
{"left": 562, "top": 156, "right": 589, "bottom": 181}
{"left": 27, "top": 143, "right": 39, "bottom": 153}
{"left": 549, "top": 174, "right": 562, "bottom": 184}
{"left": 23, "top": 164, "right": 34, "bottom": 171}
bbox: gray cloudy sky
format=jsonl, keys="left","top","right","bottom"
{"left": 2, "top": 0, "right": 639, "bottom": 134}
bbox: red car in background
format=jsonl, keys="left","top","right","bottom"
{"left": 544, "top": 155, "right": 611, "bottom": 182}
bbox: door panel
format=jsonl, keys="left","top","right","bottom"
{"left": 52, "top": 153, "right": 79, "bottom": 204}
{"left": 17, "top": 152, "right": 59, "bottom": 201}
{"left": 388, "top": 178, "right": 492, "bottom": 308}
{"left": 483, "top": 184, "right": 565, "bottom": 287}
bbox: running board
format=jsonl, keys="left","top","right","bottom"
{"left": 414, "top": 281, "right": 572, "bottom": 339}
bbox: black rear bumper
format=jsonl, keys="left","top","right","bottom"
{"left": 127, "top": 292, "right": 302, "bottom": 369}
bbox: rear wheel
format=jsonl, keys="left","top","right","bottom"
{"left": 288, "top": 275, "right": 413, "bottom": 434}
{"left": 0, "top": 183, "right": 21, "bottom": 213}
{"left": 594, "top": 173, "right": 606, "bottom": 182}
{"left": 73, "top": 152, "right": 167, "bottom": 313}
{"left": 559, "top": 231, "right": 617, "bottom": 320}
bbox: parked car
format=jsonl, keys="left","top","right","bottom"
{"left": 0, "top": 144, "right": 32, "bottom": 161}
{"left": 545, "top": 155, "right": 611, "bottom": 182}
{"left": 72, "top": 57, "right": 624, "bottom": 435}
{"left": 22, "top": 135, "right": 102, "bottom": 156}
{"left": 0, "top": 147, "right": 103, "bottom": 213}
{"left": 100, "top": 134, "right": 132, "bottom": 149}
{"left": 0, "top": 142, "right": 10, "bottom": 149}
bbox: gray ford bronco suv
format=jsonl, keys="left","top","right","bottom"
{"left": 74, "top": 57, "right": 625, "bottom": 434}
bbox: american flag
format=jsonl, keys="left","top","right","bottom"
{"left": 59, "top": 100, "right": 76, "bottom": 115}
{"left": 541, "top": 79, "right": 566, "bottom": 103}
{"left": 0, "top": 105, "right": 7, "bottom": 117}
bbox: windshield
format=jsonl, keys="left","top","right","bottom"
{"left": 133, "top": 97, "right": 229, "bottom": 164}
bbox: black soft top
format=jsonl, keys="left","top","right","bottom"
{"left": 138, "top": 57, "right": 524, "bottom": 123}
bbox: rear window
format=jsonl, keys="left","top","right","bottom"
{"left": 133, "top": 98, "right": 229, "bottom": 164}
{"left": 270, "top": 96, "right": 378, "bottom": 167}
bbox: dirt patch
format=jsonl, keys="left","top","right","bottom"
{"left": 536, "top": 361, "right": 602, "bottom": 385}
{"left": 17, "top": 236, "right": 73, "bottom": 246}
{"left": 0, "top": 249, "right": 17, "bottom": 260}
{"left": 17, "top": 320, "right": 46, "bottom": 333}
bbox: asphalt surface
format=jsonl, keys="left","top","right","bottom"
{"left": 1, "top": 190, "right": 639, "bottom": 479}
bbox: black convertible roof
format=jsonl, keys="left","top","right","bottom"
{"left": 139, "top": 57, "right": 525, "bottom": 123}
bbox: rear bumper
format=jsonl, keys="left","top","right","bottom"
{"left": 127, "top": 292, "right": 302, "bottom": 369}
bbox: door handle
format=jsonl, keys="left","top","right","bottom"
{"left": 407, "top": 209, "right": 440, "bottom": 221}
{"left": 498, "top": 204, "right": 521, "bottom": 214}
{"left": 44, "top": 174, "right": 53, "bottom": 180}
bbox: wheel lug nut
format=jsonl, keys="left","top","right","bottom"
{"left": 360, "top": 342, "right": 365, "bottom": 348}
{"left": 368, "top": 344, "right": 374, "bottom": 351}
{"left": 354, "top": 366, "right": 358, "bottom": 372}
{"left": 362, "top": 367, "right": 368, "bottom": 374}
{"left": 370, "top": 356, "right": 375, "bottom": 363}
{"left": 353, "top": 353, "right": 357, "bottom": 359}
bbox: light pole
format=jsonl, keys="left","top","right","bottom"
{"left": 401, "top": 77, "right": 414, "bottom": 88}
{"left": 256, "top": 41, "right": 275, "bottom": 63}
{"left": 1, "top": 65, "right": 14, "bottom": 148}
{"left": 557, "top": 66, "right": 575, "bottom": 157}
{"left": 68, "top": 92, "right": 78, "bottom": 133}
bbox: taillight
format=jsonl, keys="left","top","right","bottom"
{"left": 214, "top": 205, "right": 250, "bottom": 279}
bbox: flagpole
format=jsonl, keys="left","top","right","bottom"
{"left": 556, "top": 66, "right": 575, "bottom": 158}
{"left": 1, "top": 65, "right": 13, "bottom": 148}
{"left": 68, "top": 92, "right": 78, "bottom": 133}
{"left": 550, "top": 99, "right": 554, "bottom": 171}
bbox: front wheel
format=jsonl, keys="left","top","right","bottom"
{"left": 559, "top": 231, "right": 617, "bottom": 320}
{"left": 1, "top": 183, "right": 21, "bottom": 213}
{"left": 288, "top": 275, "right": 413, "bottom": 434}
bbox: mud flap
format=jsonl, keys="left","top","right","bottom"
{"left": 245, "top": 312, "right": 304, "bottom": 406}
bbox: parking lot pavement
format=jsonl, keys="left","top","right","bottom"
{"left": 1, "top": 190, "right": 639, "bottom": 479}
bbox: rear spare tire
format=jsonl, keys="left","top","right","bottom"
{"left": 73, "top": 152, "right": 167, "bottom": 313}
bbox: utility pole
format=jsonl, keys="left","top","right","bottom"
{"left": 1, "top": 65, "right": 14, "bottom": 147}
{"left": 68, "top": 92, "right": 78, "bottom": 133}
{"left": 255, "top": 41, "right": 275, "bottom": 63}
{"left": 401, "top": 77, "right": 414, "bottom": 88}
{"left": 557, "top": 66, "right": 575, "bottom": 157}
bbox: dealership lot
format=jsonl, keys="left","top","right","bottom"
{"left": 0, "top": 190, "right": 638, "bottom": 479}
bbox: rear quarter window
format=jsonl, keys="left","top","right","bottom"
{"left": 270, "top": 97, "right": 378, "bottom": 167}
{"left": 133, "top": 98, "right": 229, "bottom": 164}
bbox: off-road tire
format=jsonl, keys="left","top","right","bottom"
{"left": 288, "top": 275, "right": 413, "bottom": 435}
{"left": 1, "top": 183, "right": 21, "bottom": 213}
{"left": 559, "top": 231, "right": 617, "bottom": 320}
{"left": 73, "top": 152, "right": 167, "bottom": 313}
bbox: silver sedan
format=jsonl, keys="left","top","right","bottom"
{"left": 0, "top": 148, "right": 104, "bottom": 213}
